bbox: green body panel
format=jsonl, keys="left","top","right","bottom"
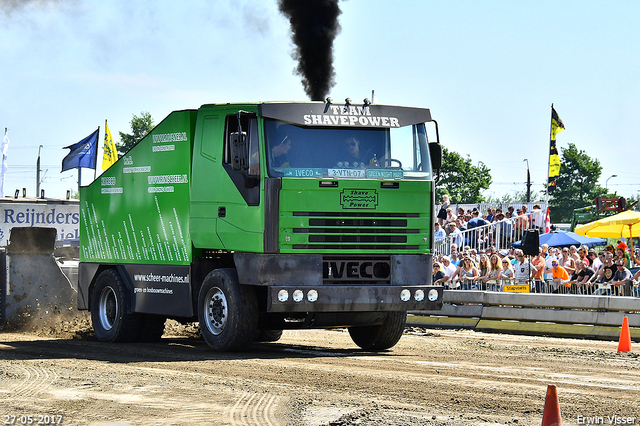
{"left": 76, "top": 101, "right": 442, "bottom": 331}
{"left": 279, "top": 179, "right": 432, "bottom": 254}
{"left": 80, "top": 110, "right": 197, "bottom": 265}
{"left": 81, "top": 102, "right": 436, "bottom": 260}
{"left": 189, "top": 104, "right": 264, "bottom": 252}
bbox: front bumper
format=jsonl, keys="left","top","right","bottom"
{"left": 267, "top": 285, "right": 443, "bottom": 313}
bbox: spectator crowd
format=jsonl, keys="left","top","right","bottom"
{"left": 433, "top": 199, "right": 640, "bottom": 297}
{"left": 435, "top": 201, "right": 547, "bottom": 254}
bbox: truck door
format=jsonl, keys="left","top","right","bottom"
{"left": 215, "top": 113, "right": 264, "bottom": 251}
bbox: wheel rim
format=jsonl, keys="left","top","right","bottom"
{"left": 98, "top": 286, "right": 118, "bottom": 331}
{"left": 204, "top": 286, "right": 228, "bottom": 336}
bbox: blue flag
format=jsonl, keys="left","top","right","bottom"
{"left": 61, "top": 128, "right": 99, "bottom": 172}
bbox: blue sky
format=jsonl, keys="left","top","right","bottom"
{"left": 1, "top": 0, "right": 639, "bottom": 201}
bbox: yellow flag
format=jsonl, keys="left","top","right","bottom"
{"left": 550, "top": 107, "right": 565, "bottom": 141}
{"left": 102, "top": 121, "right": 118, "bottom": 170}
{"left": 548, "top": 107, "right": 565, "bottom": 192}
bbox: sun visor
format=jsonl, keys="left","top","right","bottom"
{"left": 259, "top": 103, "right": 432, "bottom": 128}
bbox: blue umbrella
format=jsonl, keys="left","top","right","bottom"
{"left": 514, "top": 230, "right": 606, "bottom": 249}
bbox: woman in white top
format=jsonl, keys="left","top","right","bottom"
{"left": 500, "top": 258, "right": 515, "bottom": 283}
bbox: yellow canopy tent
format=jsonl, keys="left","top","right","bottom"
{"left": 574, "top": 210, "right": 640, "bottom": 239}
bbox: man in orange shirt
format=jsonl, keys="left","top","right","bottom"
{"left": 550, "top": 259, "right": 570, "bottom": 294}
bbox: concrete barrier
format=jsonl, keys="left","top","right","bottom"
{"left": 409, "top": 290, "right": 640, "bottom": 341}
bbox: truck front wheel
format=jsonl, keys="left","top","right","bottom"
{"left": 198, "top": 269, "right": 258, "bottom": 352}
{"left": 91, "top": 269, "right": 142, "bottom": 342}
{"left": 348, "top": 311, "right": 407, "bottom": 350}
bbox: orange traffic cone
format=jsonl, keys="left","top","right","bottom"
{"left": 617, "top": 316, "right": 632, "bottom": 353}
{"left": 541, "top": 384, "right": 562, "bottom": 426}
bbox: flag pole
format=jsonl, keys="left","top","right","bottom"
{"left": 94, "top": 125, "right": 100, "bottom": 181}
{"left": 1, "top": 127, "right": 7, "bottom": 198}
{"left": 105, "top": 119, "right": 108, "bottom": 170}
{"left": 546, "top": 104, "right": 565, "bottom": 232}
{"left": 545, "top": 103, "right": 553, "bottom": 212}
{"left": 36, "top": 145, "right": 42, "bottom": 197}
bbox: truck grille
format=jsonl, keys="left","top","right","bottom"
{"left": 291, "top": 212, "right": 420, "bottom": 250}
{"left": 323, "top": 255, "right": 392, "bottom": 284}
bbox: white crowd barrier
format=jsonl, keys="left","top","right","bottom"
{"left": 441, "top": 278, "right": 639, "bottom": 297}
{"left": 434, "top": 212, "right": 541, "bottom": 256}
{"left": 408, "top": 288, "right": 640, "bottom": 340}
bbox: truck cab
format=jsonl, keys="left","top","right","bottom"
{"left": 78, "top": 100, "right": 443, "bottom": 352}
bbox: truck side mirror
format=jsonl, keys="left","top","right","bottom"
{"left": 230, "top": 132, "right": 247, "bottom": 171}
{"left": 429, "top": 142, "right": 442, "bottom": 170}
{"left": 231, "top": 131, "right": 259, "bottom": 189}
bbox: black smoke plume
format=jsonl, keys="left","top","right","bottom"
{"left": 1, "top": 0, "right": 51, "bottom": 16}
{"left": 278, "top": 0, "right": 342, "bottom": 101}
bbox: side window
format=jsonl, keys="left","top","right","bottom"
{"left": 221, "top": 112, "right": 260, "bottom": 206}
{"left": 223, "top": 115, "right": 237, "bottom": 164}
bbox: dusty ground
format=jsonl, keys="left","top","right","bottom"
{"left": 1, "top": 314, "right": 638, "bottom": 426}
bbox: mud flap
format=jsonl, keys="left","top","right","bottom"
{"left": 1, "top": 227, "right": 77, "bottom": 331}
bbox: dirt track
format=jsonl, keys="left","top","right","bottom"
{"left": 1, "top": 316, "right": 638, "bottom": 426}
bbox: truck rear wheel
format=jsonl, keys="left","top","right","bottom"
{"left": 198, "top": 268, "right": 258, "bottom": 352}
{"left": 348, "top": 311, "right": 407, "bottom": 350}
{"left": 91, "top": 269, "right": 142, "bottom": 343}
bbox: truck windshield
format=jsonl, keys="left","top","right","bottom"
{"left": 264, "top": 119, "right": 433, "bottom": 180}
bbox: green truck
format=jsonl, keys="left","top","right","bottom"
{"left": 77, "top": 100, "right": 443, "bottom": 351}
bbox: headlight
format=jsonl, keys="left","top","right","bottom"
{"left": 400, "top": 289, "right": 411, "bottom": 302}
{"left": 307, "top": 289, "right": 318, "bottom": 302}
{"left": 414, "top": 289, "right": 425, "bottom": 302}
{"left": 428, "top": 289, "right": 439, "bottom": 302}
{"left": 292, "top": 289, "right": 304, "bottom": 302}
{"left": 277, "top": 290, "right": 289, "bottom": 302}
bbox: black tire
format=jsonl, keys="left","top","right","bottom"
{"left": 348, "top": 311, "right": 407, "bottom": 350}
{"left": 91, "top": 269, "right": 142, "bottom": 343}
{"left": 254, "top": 329, "right": 283, "bottom": 343}
{"left": 138, "top": 315, "right": 166, "bottom": 342}
{"left": 197, "top": 268, "right": 258, "bottom": 352}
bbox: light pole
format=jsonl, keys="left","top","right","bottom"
{"left": 606, "top": 174, "right": 617, "bottom": 192}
